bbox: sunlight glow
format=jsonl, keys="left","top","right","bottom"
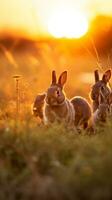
{"left": 48, "top": 9, "right": 89, "bottom": 38}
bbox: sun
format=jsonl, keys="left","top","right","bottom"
{"left": 48, "top": 9, "right": 89, "bottom": 39}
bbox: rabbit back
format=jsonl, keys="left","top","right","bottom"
{"left": 71, "top": 96, "right": 91, "bottom": 127}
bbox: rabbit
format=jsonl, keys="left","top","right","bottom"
{"left": 93, "top": 89, "right": 110, "bottom": 126}
{"left": 71, "top": 96, "right": 92, "bottom": 129}
{"left": 33, "top": 93, "right": 91, "bottom": 130}
{"left": 32, "top": 93, "right": 46, "bottom": 120}
{"left": 105, "top": 91, "right": 112, "bottom": 115}
{"left": 90, "top": 69, "right": 111, "bottom": 112}
{"left": 43, "top": 71, "right": 76, "bottom": 131}
{"left": 109, "top": 92, "right": 112, "bottom": 114}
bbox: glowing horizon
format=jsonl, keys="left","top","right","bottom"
{"left": 48, "top": 7, "right": 89, "bottom": 39}
{"left": 0, "top": 0, "right": 112, "bottom": 38}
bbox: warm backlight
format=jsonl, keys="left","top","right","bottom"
{"left": 48, "top": 9, "right": 89, "bottom": 39}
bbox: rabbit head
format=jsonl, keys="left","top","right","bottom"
{"left": 33, "top": 93, "right": 46, "bottom": 118}
{"left": 91, "top": 69, "right": 111, "bottom": 110}
{"left": 45, "top": 71, "right": 67, "bottom": 106}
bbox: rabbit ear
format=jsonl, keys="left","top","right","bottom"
{"left": 94, "top": 70, "right": 99, "bottom": 82}
{"left": 102, "top": 69, "right": 111, "bottom": 84}
{"left": 52, "top": 70, "right": 57, "bottom": 85}
{"left": 58, "top": 71, "right": 67, "bottom": 87}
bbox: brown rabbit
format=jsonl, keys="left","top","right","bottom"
{"left": 33, "top": 94, "right": 91, "bottom": 130}
{"left": 43, "top": 71, "right": 76, "bottom": 131}
{"left": 71, "top": 96, "right": 92, "bottom": 129}
{"left": 32, "top": 93, "right": 46, "bottom": 119}
{"left": 90, "top": 69, "right": 111, "bottom": 112}
{"left": 93, "top": 89, "right": 110, "bottom": 125}
{"left": 106, "top": 91, "right": 112, "bottom": 114}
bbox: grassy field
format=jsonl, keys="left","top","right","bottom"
{"left": 0, "top": 117, "right": 112, "bottom": 200}
{"left": 0, "top": 37, "right": 112, "bottom": 199}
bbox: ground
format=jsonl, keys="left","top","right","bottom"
{"left": 0, "top": 118, "right": 112, "bottom": 200}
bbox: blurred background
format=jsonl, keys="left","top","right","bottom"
{"left": 0, "top": 0, "right": 112, "bottom": 117}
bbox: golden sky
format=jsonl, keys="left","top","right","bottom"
{"left": 0, "top": 0, "right": 112, "bottom": 38}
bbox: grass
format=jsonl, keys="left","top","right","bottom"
{"left": 0, "top": 118, "right": 112, "bottom": 200}
{"left": 0, "top": 38, "right": 112, "bottom": 199}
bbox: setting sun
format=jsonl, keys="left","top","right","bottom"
{"left": 48, "top": 9, "right": 89, "bottom": 39}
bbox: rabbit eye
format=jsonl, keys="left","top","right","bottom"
{"left": 107, "top": 107, "right": 110, "bottom": 112}
{"left": 56, "top": 90, "right": 60, "bottom": 96}
{"left": 101, "top": 86, "right": 105, "bottom": 91}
